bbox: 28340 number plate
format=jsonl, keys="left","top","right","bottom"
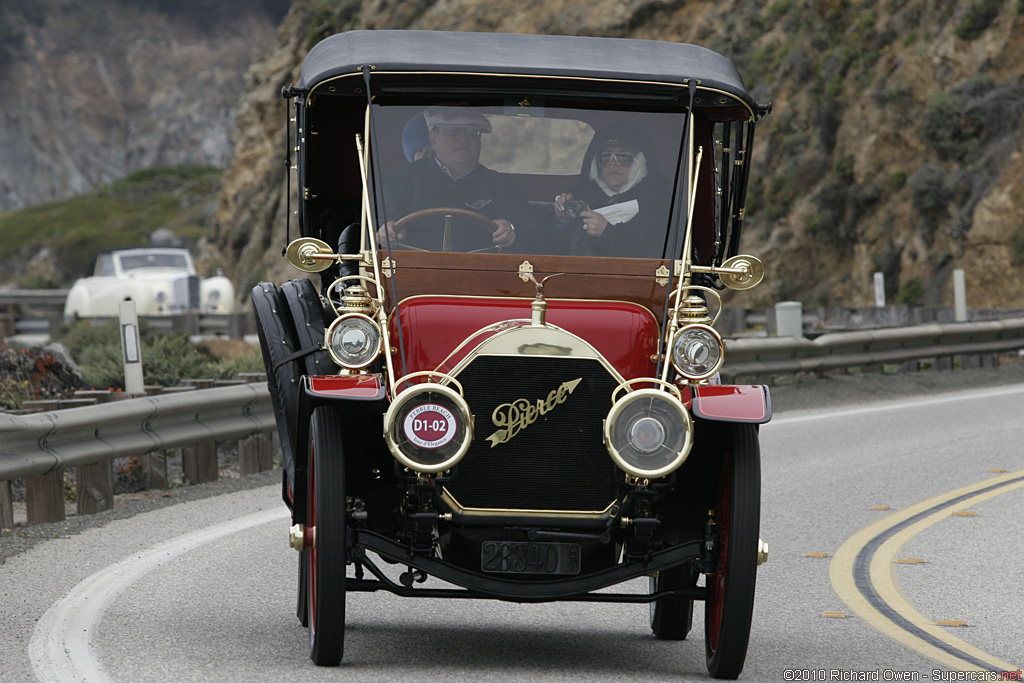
{"left": 481, "top": 541, "right": 581, "bottom": 575}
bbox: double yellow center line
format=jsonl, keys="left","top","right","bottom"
{"left": 831, "top": 469, "right": 1024, "bottom": 673}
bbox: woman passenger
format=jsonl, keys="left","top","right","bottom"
{"left": 553, "top": 121, "right": 672, "bottom": 258}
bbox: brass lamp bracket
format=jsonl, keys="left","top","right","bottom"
{"left": 687, "top": 254, "right": 765, "bottom": 291}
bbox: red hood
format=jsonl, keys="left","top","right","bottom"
{"left": 387, "top": 296, "right": 660, "bottom": 380}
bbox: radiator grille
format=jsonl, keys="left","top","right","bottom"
{"left": 171, "top": 274, "right": 200, "bottom": 311}
{"left": 446, "top": 355, "right": 623, "bottom": 512}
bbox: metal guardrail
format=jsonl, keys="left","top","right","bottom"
{"left": 3, "top": 319, "right": 1023, "bottom": 504}
{"left": 722, "top": 318, "right": 1024, "bottom": 380}
{"left": 0, "top": 289, "right": 69, "bottom": 307}
{"left": 0, "top": 383, "right": 274, "bottom": 481}
{"left": 0, "top": 288, "right": 254, "bottom": 339}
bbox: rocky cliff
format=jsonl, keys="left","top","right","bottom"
{"left": 6, "top": 0, "right": 1015, "bottom": 309}
{"left": 0, "top": 0, "right": 287, "bottom": 214}
{"left": 129, "top": 1, "right": 1024, "bottom": 309}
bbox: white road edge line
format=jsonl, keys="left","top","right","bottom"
{"left": 771, "top": 383, "right": 1024, "bottom": 425}
{"left": 29, "top": 506, "right": 290, "bottom": 683}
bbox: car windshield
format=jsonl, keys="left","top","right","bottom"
{"left": 117, "top": 252, "right": 191, "bottom": 271}
{"left": 371, "top": 104, "right": 686, "bottom": 259}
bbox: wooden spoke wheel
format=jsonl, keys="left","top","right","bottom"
{"left": 704, "top": 423, "right": 761, "bottom": 680}
{"left": 307, "top": 406, "right": 347, "bottom": 666}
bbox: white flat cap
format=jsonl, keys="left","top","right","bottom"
{"left": 423, "top": 106, "right": 492, "bottom": 133}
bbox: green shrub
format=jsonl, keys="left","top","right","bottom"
{"left": 213, "top": 346, "right": 266, "bottom": 379}
{"left": 137, "top": 333, "right": 216, "bottom": 388}
{"left": 923, "top": 90, "right": 985, "bottom": 161}
{"left": 765, "top": 174, "right": 801, "bottom": 220}
{"left": 54, "top": 319, "right": 126, "bottom": 362}
{"left": 955, "top": 0, "right": 1004, "bottom": 40}
{"left": 765, "top": 0, "right": 793, "bottom": 25}
{"left": 57, "top": 320, "right": 218, "bottom": 390}
{"left": 896, "top": 278, "right": 925, "bottom": 305}
{"left": 890, "top": 170, "right": 907, "bottom": 191}
{"left": 1011, "top": 230, "right": 1024, "bottom": 266}
{"left": 908, "top": 165, "right": 949, "bottom": 217}
{"left": 805, "top": 212, "right": 829, "bottom": 236}
{"left": 77, "top": 342, "right": 129, "bottom": 390}
{"left": 808, "top": 156, "right": 870, "bottom": 248}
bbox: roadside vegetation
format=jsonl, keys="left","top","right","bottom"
{"left": 0, "top": 322, "right": 264, "bottom": 410}
{"left": 0, "top": 165, "right": 222, "bottom": 288}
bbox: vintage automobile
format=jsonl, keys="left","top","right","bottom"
{"left": 253, "top": 30, "right": 772, "bottom": 678}
{"left": 64, "top": 247, "right": 236, "bottom": 320}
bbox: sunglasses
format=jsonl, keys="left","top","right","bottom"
{"left": 597, "top": 152, "right": 634, "bottom": 167}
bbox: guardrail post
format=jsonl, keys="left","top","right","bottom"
{"left": 239, "top": 434, "right": 273, "bottom": 475}
{"left": 178, "top": 379, "right": 219, "bottom": 484}
{"left": 26, "top": 469, "right": 65, "bottom": 524}
{"left": 1, "top": 481, "right": 13, "bottom": 529}
{"left": 71, "top": 391, "right": 122, "bottom": 516}
{"left": 77, "top": 459, "right": 114, "bottom": 516}
{"left": 182, "top": 442, "right": 218, "bottom": 484}
{"left": 0, "top": 303, "right": 14, "bottom": 338}
{"left": 235, "top": 372, "right": 273, "bottom": 474}
{"left": 19, "top": 399, "right": 69, "bottom": 523}
{"left": 145, "top": 450, "right": 169, "bottom": 489}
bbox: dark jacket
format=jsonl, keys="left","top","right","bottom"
{"left": 382, "top": 158, "right": 532, "bottom": 252}
{"left": 567, "top": 122, "right": 673, "bottom": 259}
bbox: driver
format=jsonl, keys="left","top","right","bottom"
{"left": 376, "top": 105, "right": 530, "bottom": 252}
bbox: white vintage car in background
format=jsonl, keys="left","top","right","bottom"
{"left": 64, "top": 247, "right": 235, "bottom": 319}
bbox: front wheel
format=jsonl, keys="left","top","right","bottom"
{"left": 704, "top": 423, "right": 761, "bottom": 679}
{"left": 307, "top": 406, "right": 347, "bottom": 666}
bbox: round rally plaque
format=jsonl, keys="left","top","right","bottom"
{"left": 403, "top": 403, "right": 457, "bottom": 449}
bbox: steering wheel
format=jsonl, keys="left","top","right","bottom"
{"left": 390, "top": 207, "right": 498, "bottom": 252}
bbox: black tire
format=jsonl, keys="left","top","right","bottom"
{"left": 704, "top": 423, "right": 761, "bottom": 680}
{"left": 307, "top": 406, "right": 347, "bottom": 666}
{"left": 251, "top": 282, "right": 302, "bottom": 492}
{"left": 280, "top": 278, "right": 337, "bottom": 377}
{"left": 649, "top": 561, "right": 697, "bottom": 640}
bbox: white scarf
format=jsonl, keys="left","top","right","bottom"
{"left": 590, "top": 151, "right": 648, "bottom": 197}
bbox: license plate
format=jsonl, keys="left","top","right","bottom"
{"left": 481, "top": 541, "right": 581, "bottom": 575}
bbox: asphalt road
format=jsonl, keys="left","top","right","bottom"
{"left": 3, "top": 362, "right": 1024, "bottom": 682}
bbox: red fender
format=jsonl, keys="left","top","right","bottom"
{"left": 690, "top": 384, "right": 771, "bottom": 424}
{"left": 306, "top": 374, "right": 386, "bottom": 400}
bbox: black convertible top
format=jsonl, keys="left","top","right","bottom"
{"left": 298, "top": 30, "right": 756, "bottom": 111}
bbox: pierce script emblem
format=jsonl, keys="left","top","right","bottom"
{"left": 486, "top": 378, "right": 582, "bottom": 447}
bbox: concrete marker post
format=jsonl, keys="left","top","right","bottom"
{"left": 118, "top": 300, "right": 144, "bottom": 395}
{"left": 873, "top": 272, "right": 885, "bottom": 308}
{"left": 953, "top": 269, "right": 967, "bottom": 323}
{"left": 775, "top": 301, "right": 803, "bottom": 338}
